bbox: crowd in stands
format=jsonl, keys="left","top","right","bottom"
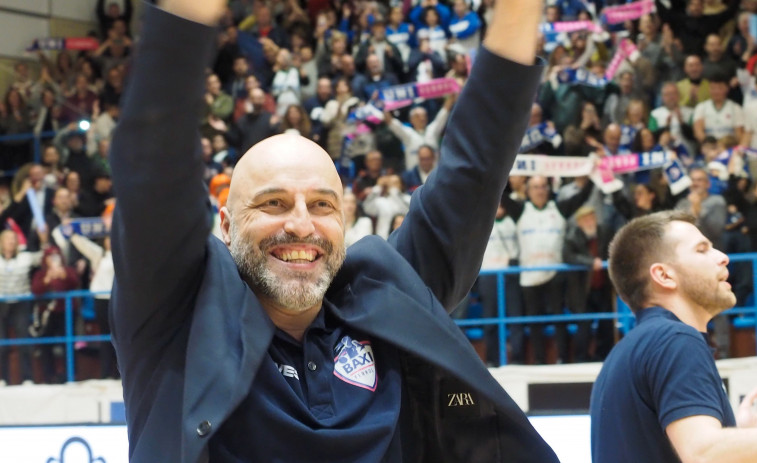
{"left": 2, "top": 0, "right": 757, "bottom": 382}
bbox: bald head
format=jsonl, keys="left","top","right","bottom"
{"left": 228, "top": 134, "right": 342, "bottom": 213}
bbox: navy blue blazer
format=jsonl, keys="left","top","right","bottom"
{"left": 110, "top": 5, "right": 557, "bottom": 463}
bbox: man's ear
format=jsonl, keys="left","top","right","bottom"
{"left": 649, "top": 262, "right": 677, "bottom": 291}
{"left": 219, "top": 206, "right": 232, "bottom": 247}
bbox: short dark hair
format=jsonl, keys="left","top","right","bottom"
{"left": 608, "top": 210, "right": 696, "bottom": 312}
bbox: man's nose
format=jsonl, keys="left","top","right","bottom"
{"left": 284, "top": 201, "right": 315, "bottom": 238}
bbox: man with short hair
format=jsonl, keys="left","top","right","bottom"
{"left": 401, "top": 144, "right": 437, "bottom": 192}
{"left": 702, "top": 33, "right": 738, "bottom": 81}
{"left": 693, "top": 73, "right": 745, "bottom": 143}
{"left": 590, "top": 210, "right": 757, "bottom": 463}
{"left": 503, "top": 175, "right": 594, "bottom": 364}
{"left": 385, "top": 98, "right": 453, "bottom": 171}
{"left": 649, "top": 82, "right": 695, "bottom": 149}
{"left": 677, "top": 55, "right": 711, "bottom": 108}
{"left": 109, "top": 0, "right": 557, "bottom": 461}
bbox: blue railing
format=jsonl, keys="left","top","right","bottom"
{"left": 1, "top": 255, "right": 756, "bottom": 382}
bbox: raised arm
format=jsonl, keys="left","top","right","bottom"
{"left": 388, "top": 0, "right": 543, "bottom": 310}
{"left": 110, "top": 0, "right": 224, "bottom": 343}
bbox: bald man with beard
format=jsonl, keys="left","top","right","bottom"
{"left": 109, "top": 0, "right": 557, "bottom": 461}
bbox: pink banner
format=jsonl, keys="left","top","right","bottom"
{"left": 65, "top": 37, "right": 100, "bottom": 51}
{"left": 603, "top": 0, "right": 654, "bottom": 25}
{"left": 552, "top": 20, "right": 603, "bottom": 34}
{"left": 605, "top": 47, "right": 626, "bottom": 80}
{"left": 380, "top": 78, "right": 460, "bottom": 111}
{"left": 619, "top": 38, "right": 640, "bottom": 63}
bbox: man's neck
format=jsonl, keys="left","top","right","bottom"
{"left": 259, "top": 295, "right": 322, "bottom": 342}
{"left": 648, "top": 297, "right": 713, "bottom": 332}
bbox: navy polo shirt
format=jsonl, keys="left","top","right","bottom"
{"left": 208, "top": 300, "right": 403, "bottom": 462}
{"left": 590, "top": 307, "right": 735, "bottom": 463}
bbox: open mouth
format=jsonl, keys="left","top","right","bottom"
{"left": 271, "top": 248, "right": 321, "bottom": 264}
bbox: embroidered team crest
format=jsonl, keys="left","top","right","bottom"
{"left": 333, "top": 335, "right": 377, "bottom": 391}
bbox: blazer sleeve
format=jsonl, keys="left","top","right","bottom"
{"left": 388, "top": 48, "right": 542, "bottom": 311}
{"left": 109, "top": 5, "right": 216, "bottom": 346}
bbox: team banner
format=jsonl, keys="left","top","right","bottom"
{"left": 558, "top": 68, "right": 608, "bottom": 88}
{"left": 602, "top": 0, "right": 655, "bottom": 25}
{"left": 60, "top": 218, "right": 110, "bottom": 239}
{"left": 605, "top": 38, "right": 640, "bottom": 80}
{"left": 27, "top": 37, "right": 99, "bottom": 52}
{"left": 378, "top": 78, "right": 460, "bottom": 110}
{"left": 510, "top": 151, "right": 691, "bottom": 194}
{"left": 519, "top": 123, "right": 563, "bottom": 152}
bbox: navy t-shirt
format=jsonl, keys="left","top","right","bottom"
{"left": 208, "top": 300, "right": 403, "bottom": 462}
{"left": 590, "top": 307, "right": 735, "bottom": 463}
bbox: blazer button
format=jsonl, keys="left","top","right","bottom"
{"left": 197, "top": 420, "right": 212, "bottom": 437}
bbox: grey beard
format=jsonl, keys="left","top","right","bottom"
{"left": 228, "top": 220, "right": 346, "bottom": 312}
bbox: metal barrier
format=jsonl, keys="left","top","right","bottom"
{"left": 0, "top": 130, "right": 57, "bottom": 177}
{"left": 1, "top": 255, "right": 756, "bottom": 382}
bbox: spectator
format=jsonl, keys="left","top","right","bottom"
{"left": 0, "top": 228, "right": 48, "bottom": 385}
{"left": 614, "top": 183, "right": 665, "bottom": 220}
{"left": 563, "top": 206, "right": 614, "bottom": 362}
{"left": 62, "top": 74, "right": 98, "bottom": 125}
{"left": 361, "top": 174, "right": 411, "bottom": 239}
{"left": 503, "top": 175, "right": 594, "bottom": 364}
{"left": 415, "top": 7, "right": 449, "bottom": 63}
{"left": 69, "top": 231, "right": 116, "bottom": 379}
{"left": 203, "top": 73, "right": 234, "bottom": 134}
{"left": 649, "top": 82, "right": 695, "bottom": 151}
{"left": 226, "top": 56, "right": 251, "bottom": 101}
{"left": 385, "top": 94, "right": 454, "bottom": 170}
{"left": 353, "top": 150, "right": 387, "bottom": 200}
{"left": 604, "top": 71, "right": 643, "bottom": 125}
{"left": 280, "top": 104, "right": 312, "bottom": 138}
{"left": 693, "top": 73, "right": 744, "bottom": 143}
{"left": 321, "top": 78, "right": 360, "bottom": 160}
{"left": 355, "top": 18, "right": 404, "bottom": 79}
{"left": 401, "top": 144, "right": 437, "bottom": 193}
{"left": 232, "top": 75, "right": 277, "bottom": 122}
{"left": 343, "top": 190, "right": 373, "bottom": 247}
{"left": 702, "top": 33, "right": 739, "bottom": 81}
{"left": 0, "top": 165, "right": 55, "bottom": 248}
{"left": 96, "top": 0, "right": 133, "bottom": 39}
{"left": 302, "top": 77, "right": 332, "bottom": 149}
{"left": 32, "top": 87, "right": 64, "bottom": 140}
{"left": 100, "top": 66, "right": 124, "bottom": 108}
{"left": 677, "top": 55, "right": 711, "bottom": 109}
{"left": 79, "top": 170, "right": 114, "bottom": 218}
{"left": 385, "top": 6, "right": 414, "bottom": 67}
{"left": 351, "top": 54, "right": 400, "bottom": 101}
{"left": 407, "top": 37, "right": 447, "bottom": 83}
{"left": 449, "top": 0, "right": 482, "bottom": 53}
{"left": 316, "top": 31, "right": 349, "bottom": 79}
{"left": 0, "top": 88, "right": 33, "bottom": 169}
{"left": 271, "top": 49, "right": 307, "bottom": 116}
{"left": 30, "top": 246, "right": 79, "bottom": 383}
{"left": 222, "top": 88, "right": 280, "bottom": 154}
{"left": 86, "top": 101, "right": 119, "bottom": 156}
{"left": 40, "top": 145, "right": 65, "bottom": 189}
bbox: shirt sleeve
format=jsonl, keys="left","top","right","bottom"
{"left": 646, "top": 331, "right": 729, "bottom": 430}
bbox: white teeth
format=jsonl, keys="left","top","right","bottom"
{"left": 279, "top": 250, "right": 315, "bottom": 262}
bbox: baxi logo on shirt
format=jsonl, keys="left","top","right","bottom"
{"left": 333, "top": 335, "right": 377, "bottom": 391}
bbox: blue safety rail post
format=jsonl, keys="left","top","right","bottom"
{"left": 0, "top": 290, "right": 111, "bottom": 383}
{"left": 0, "top": 130, "right": 58, "bottom": 177}
{"left": 455, "top": 255, "right": 757, "bottom": 366}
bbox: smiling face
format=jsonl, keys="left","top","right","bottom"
{"left": 220, "top": 134, "right": 346, "bottom": 315}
